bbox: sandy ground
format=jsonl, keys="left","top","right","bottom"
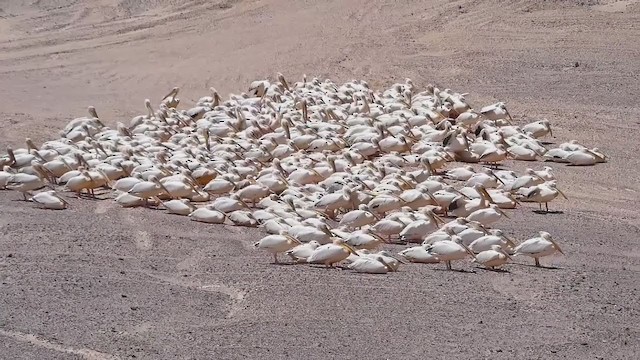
{"left": 1, "top": 0, "right": 639, "bottom": 358}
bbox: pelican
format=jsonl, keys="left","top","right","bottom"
{"left": 30, "top": 190, "right": 69, "bottom": 210}
{"left": 128, "top": 175, "right": 171, "bottom": 204}
{"left": 339, "top": 227, "right": 386, "bottom": 250}
{"left": 480, "top": 102, "right": 513, "bottom": 123}
{"left": 398, "top": 210, "right": 442, "bottom": 243}
{"left": 158, "top": 198, "right": 196, "bottom": 216}
{"left": 424, "top": 236, "right": 475, "bottom": 270}
{"left": 286, "top": 241, "right": 321, "bottom": 263}
{"left": 522, "top": 119, "right": 552, "bottom": 139}
{"left": 307, "top": 239, "right": 359, "bottom": 267}
{"left": 519, "top": 181, "right": 567, "bottom": 212}
{"left": 254, "top": 232, "right": 301, "bottom": 264}
{"left": 398, "top": 246, "right": 440, "bottom": 263}
{"left": 371, "top": 218, "right": 404, "bottom": 241}
{"left": 189, "top": 207, "right": 226, "bottom": 224}
{"left": 339, "top": 204, "right": 379, "bottom": 229}
{"left": 473, "top": 245, "right": 512, "bottom": 269}
{"left": 228, "top": 210, "right": 259, "bottom": 227}
{"left": 564, "top": 149, "right": 604, "bottom": 166}
{"left": 348, "top": 256, "right": 393, "bottom": 274}
{"left": 468, "top": 230, "right": 516, "bottom": 253}
{"left": 465, "top": 204, "right": 509, "bottom": 227}
{"left": 5, "top": 172, "right": 47, "bottom": 200}
{"left": 514, "top": 231, "right": 564, "bottom": 267}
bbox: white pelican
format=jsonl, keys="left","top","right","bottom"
{"left": 424, "top": 236, "right": 475, "bottom": 270}
{"left": 398, "top": 210, "right": 442, "bottom": 243}
{"left": 480, "top": 102, "right": 513, "bottom": 123}
{"left": 254, "top": 232, "right": 301, "bottom": 263}
{"left": 307, "top": 239, "right": 359, "bottom": 267}
{"left": 448, "top": 185, "right": 494, "bottom": 217}
{"left": 522, "top": 119, "right": 552, "bottom": 139}
{"left": 371, "top": 218, "right": 406, "bottom": 242}
{"left": 564, "top": 149, "right": 605, "bottom": 166}
{"left": 159, "top": 198, "right": 196, "bottom": 216}
{"left": 398, "top": 246, "right": 440, "bottom": 263}
{"left": 519, "top": 181, "right": 567, "bottom": 212}
{"left": 348, "top": 256, "right": 393, "bottom": 274}
{"left": 514, "top": 231, "right": 564, "bottom": 267}
{"left": 30, "top": 190, "right": 69, "bottom": 210}
{"left": 115, "top": 193, "right": 147, "bottom": 208}
{"left": 228, "top": 210, "right": 258, "bottom": 227}
{"left": 286, "top": 241, "right": 321, "bottom": 263}
{"left": 339, "top": 204, "right": 379, "bottom": 229}
{"left": 6, "top": 172, "right": 47, "bottom": 200}
{"left": 468, "top": 230, "right": 515, "bottom": 253}
{"left": 465, "top": 204, "right": 509, "bottom": 227}
{"left": 128, "top": 176, "right": 171, "bottom": 204}
{"left": 473, "top": 245, "right": 512, "bottom": 269}
{"left": 189, "top": 206, "right": 226, "bottom": 224}
{"left": 212, "top": 195, "right": 250, "bottom": 213}
{"left": 342, "top": 228, "right": 387, "bottom": 250}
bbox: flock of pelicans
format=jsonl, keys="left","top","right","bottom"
{"left": 0, "top": 75, "right": 606, "bottom": 274}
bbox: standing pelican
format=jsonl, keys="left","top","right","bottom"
{"left": 424, "top": 236, "right": 475, "bottom": 270}
{"left": 519, "top": 181, "right": 567, "bottom": 212}
{"left": 254, "top": 232, "right": 301, "bottom": 264}
{"left": 513, "top": 231, "right": 564, "bottom": 267}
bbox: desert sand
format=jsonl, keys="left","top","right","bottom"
{"left": 0, "top": 0, "right": 639, "bottom": 359}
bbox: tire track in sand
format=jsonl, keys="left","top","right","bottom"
{"left": 0, "top": 328, "right": 119, "bottom": 360}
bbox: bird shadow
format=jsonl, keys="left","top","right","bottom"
{"left": 432, "top": 268, "right": 477, "bottom": 274}
{"left": 540, "top": 141, "right": 555, "bottom": 145}
{"left": 271, "top": 262, "right": 298, "bottom": 267}
{"left": 475, "top": 266, "right": 511, "bottom": 273}
{"left": 510, "top": 263, "right": 563, "bottom": 270}
{"left": 532, "top": 210, "right": 564, "bottom": 215}
{"left": 307, "top": 264, "right": 350, "bottom": 270}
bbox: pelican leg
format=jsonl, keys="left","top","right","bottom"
{"left": 545, "top": 202, "right": 549, "bottom": 212}
{"left": 22, "top": 192, "right": 27, "bottom": 201}
{"left": 273, "top": 253, "right": 279, "bottom": 264}
{"left": 446, "top": 261, "right": 452, "bottom": 270}
{"left": 534, "top": 257, "right": 540, "bottom": 267}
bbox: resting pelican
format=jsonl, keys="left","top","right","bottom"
{"left": 254, "top": 231, "right": 301, "bottom": 263}
{"left": 348, "top": 256, "right": 393, "bottom": 274}
{"left": 473, "top": 245, "right": 512, "bottom": 269}
{"left": 424, "top": 236, "right": 475, "bottom": 270}
{"left": 398, "top": 246, "right": 440, "bottom": 263}
{"left": 189, "top": 206, "right": 226, "bottom": 224}
{"left": 158, "top": 198, "right": 196, "bottom": 216}
{"left": 465, "top": 204, "right": 509, "bottom": 227}
{"left": 522, "top": 119, "right": 552, "bottom": 139}
{"left": 514, "top": 231, "right": 564, "bottom": 267}
{"left": 343, "top": 228, "right": 388, "bottom": 250}
{"left": 307, "top": 239, "right": 359, "bottom": 267}
{"left": 286, "top": 241, "right": 321, "bottom": 263}
{"left": 468, "top": 230, "right": 516, "bottom": 253}
{"left": 30, "top": 190, "right": 69, "bottom": 210}
{"left": 339, "top": 204, "right": 379, "bottom": 229}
